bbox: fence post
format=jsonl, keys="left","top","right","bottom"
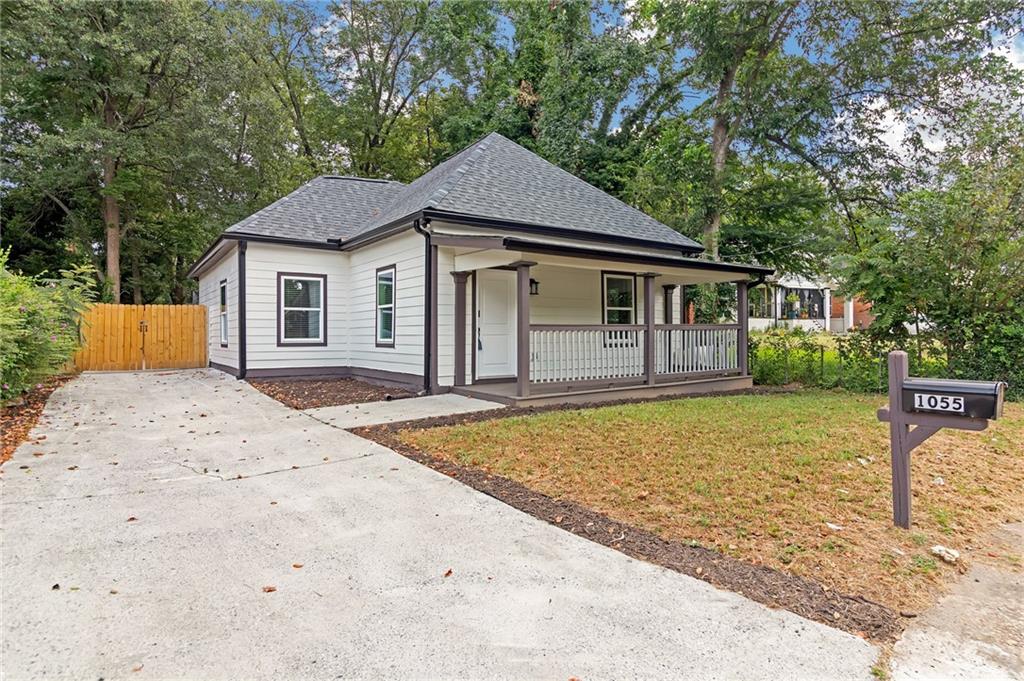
{"left": 819, "top": 346, "right": 825, "bottom": 385}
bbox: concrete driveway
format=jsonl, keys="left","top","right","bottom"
{"left": 2, "top": 370, "right": 878, "bottom": 680}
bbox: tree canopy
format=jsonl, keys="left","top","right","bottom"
{"left": 2, "top": 0, "right": 1022, "bottom": 312}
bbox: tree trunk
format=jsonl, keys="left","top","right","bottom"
{"left": 101, "top": 95, "right": 122, "bottom": 302}
{"left": 102, "top": 155, "right": 122, "bottom": 302}
{"left": 705, "top": 112, "right": 730, "bottom": 261}
{"left": 131, "top": 249, "right": 143, "bottom": 304}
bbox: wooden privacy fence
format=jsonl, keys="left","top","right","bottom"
{"left": 73, "top": 304, "right": 207, "bottom": 371}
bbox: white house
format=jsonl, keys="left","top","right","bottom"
{"left": 188, "top": 133, "right": 772, "bottom": 405}
{"left": 748, "top": 275, "right": 874, "bottom": 334}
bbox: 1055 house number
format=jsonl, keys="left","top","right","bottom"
{"left": 913, "top": 393, "right": 965, "bottom": 413}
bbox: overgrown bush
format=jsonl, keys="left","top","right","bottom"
{"left": 0, "top": 249, "right": 95, "bottom": 400}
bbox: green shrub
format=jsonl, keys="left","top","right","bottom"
{"left": 0, "top": 249, "right": 95, "bottom": 400}
{"left": 750, "top": 327, "right": 949, "bottom": 395}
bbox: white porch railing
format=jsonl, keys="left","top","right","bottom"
{"left": 529, "top": 324, "right": 739, "bottom": 384}
{"left": 655, "top": 325, "right": 739, "bottom": 375}
{"left": 529, "top": 325, "right": 645, "bottom": 383}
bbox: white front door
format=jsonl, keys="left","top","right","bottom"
{"left": 476, "top": 269, "right": 517, "bottom": 379}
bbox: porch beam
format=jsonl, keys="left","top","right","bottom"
{"left": 737, "top": 281, "right": 749, "bottom": 376}
{"left": 516, "top": 262, "right": 535, "bottom": 398}
{"left": 453, "top": 249, "right": 524, "bottom": 272}
{"left": 452, "top": 271, "right": 469, "bottom": 386}
{"left": 643, "top": 273, "right": 657, "bottom": 386}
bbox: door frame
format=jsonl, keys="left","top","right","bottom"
{"left": 473, "top": 268, "right": 518, "bottom": 382}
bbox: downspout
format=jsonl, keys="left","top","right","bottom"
{"left": 237, "top": 240, "right": 247, "bottom": 379}
{"left": 412, "top": 218, "right": 431, "bottom": 394}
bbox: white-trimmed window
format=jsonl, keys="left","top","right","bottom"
{"left": 603, "top": 273, "right": 635, "bottom": 324}
{"left": 218, "top": 280, "right": 228, "bottom": 346}
{"left": 376, "top": 265, "right": 395, "bottom": 346}
{"left": 279, "top": 274, "right": 326, "bottom": 345}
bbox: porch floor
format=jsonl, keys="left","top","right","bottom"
{"left": 451, "top": 373, "right": 752, "bottom": 407}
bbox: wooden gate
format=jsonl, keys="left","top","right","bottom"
{"left": 73, "top": 304, "right": 207, "bottom": 371}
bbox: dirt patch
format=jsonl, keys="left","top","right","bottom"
{"left": 353, "top": 412, "right": 903, "bottom": 643}
{"left": 248, "top": 377, "right": 415, "bottom": 410}
{"left": 1, "top": 374, "right": 75, "bottom": 465}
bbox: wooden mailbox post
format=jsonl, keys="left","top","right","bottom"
{"left": 877, "top": 351, "right": 1006, "bottom": 529}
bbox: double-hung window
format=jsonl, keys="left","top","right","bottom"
{"left": 218, "top": 280, "right": 228, "bottom": 346}
{"left": 603, "top": 273, "right": 636, "bottom": 345}
{"left": 603, "top": 274, "right": 635, "bottom": 324}
{"left": 376, "top": 266, "right": 395, "bottom": 346}
{"left": 279, "top": 274, "right": 326, "bottom": 345}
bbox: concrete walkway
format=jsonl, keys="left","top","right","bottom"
{"left": 2, "top": 370, "right": 879, "bottom": 680}
{"left": 305, "top": 393, "right": 502, "bottom": 429}
{"left": 891, "top": 524, "right": 1024, "bottom": 681}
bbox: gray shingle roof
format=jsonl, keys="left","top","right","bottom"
{"left": 355, "top": 133, "right": 703, "bottom": 251}
{"left": 225, "top": 176, "right": 404, "bottom": 242}
{"left": 221, "top": 133, "right": 702, "bottom": 252}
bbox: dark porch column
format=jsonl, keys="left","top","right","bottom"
{"left": 662, "top": 284, "right": 677, "bottom": 324}
{"left": 737, "top": 281, "right": 749, "bottom": 375}
{"left": 515, "top": 262, "right": 534, "bottom": 398}
{"left": 452, "top": 271, "right": 469, "bottom": 386}
{"left": 643, "top": 273, "right": 657, "bottom": 386}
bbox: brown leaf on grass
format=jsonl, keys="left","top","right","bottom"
{"left": 262, "top": 586, "right": 277, "bottom": 593}
{"left": 443, "top": 568, "right": 453, "bottom": 578}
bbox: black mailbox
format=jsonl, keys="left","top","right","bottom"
{"left": 902, "top": 378, "right": 1006, "bottom": 420}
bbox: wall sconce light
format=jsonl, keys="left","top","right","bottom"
{"left": 529, "top": 278, "right": 540, "bottom": 295}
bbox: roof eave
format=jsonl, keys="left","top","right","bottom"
{"left": 420, "top": 208, "right": 705, "bottom": 256}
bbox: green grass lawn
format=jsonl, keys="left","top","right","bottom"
{"left": 401, "top": 390, "right": 1024, "bottom": 613}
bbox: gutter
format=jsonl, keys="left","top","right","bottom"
{"left": 237, "top": 240, "right": 248, "bottom": 380}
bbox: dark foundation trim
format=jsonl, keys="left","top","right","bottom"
{"left": 243, "top": 365, "right": 424, "bottom": 392}
{"left": 210, "top": 361, "right": 241, "bottom": 378}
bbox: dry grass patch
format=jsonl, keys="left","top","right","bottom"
{"left": 399, "top": 391, "right": 1024, "bottom": 614}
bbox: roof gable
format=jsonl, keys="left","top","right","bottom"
{"left": 354, "top": 133, "right": 702, "bottom": 251}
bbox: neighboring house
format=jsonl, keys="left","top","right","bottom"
{"left": 188, "top": 133, "right": 772, "bottom": 405}
{"left": 748, "top": 275, "right": 874, "bottom": 334}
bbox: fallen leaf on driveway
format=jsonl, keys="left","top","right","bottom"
{"left": 262, "top": 586, "right": 277, "bottom": 593}
{"left": 131, "top": 664, "right": 144, "bottom": 672}
{"left": 443, "top": 569, "right": 453, "bottom": 578}
{"left": 127, "top": 517, "right": 137, "bottom": 522}
{"left": 51, "top": 583, "right": 60, "bottom": 590}
{"left": 292, "top": 564, "right": 303, "bottom": 569}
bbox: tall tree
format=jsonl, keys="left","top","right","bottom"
{"left": 642, "top": 0, "right": 1024, "bottom": 259}
{"left": 322, "top": 0, "right": 493, "bottom": 177}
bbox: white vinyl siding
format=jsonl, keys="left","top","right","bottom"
{"left": 244, "top": 244, "right": 347, "bottom": 369}
{"left": 198, "top": 246, "right": 238, "bottom": 370}
{"left": 349, "top": 231, "right": 424, "bottom": 376}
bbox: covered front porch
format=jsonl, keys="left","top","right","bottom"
{"left": 432, "top": 230, "right": 770, "bottom": 406}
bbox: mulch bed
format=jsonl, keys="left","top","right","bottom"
{"left": 353, "top": 405, "right": 904, "bottom": 644}
{"left": 248, "top": 377, "right": 416, "bottom": 410}
{"left": 1, "top": 374, "right": 75, "bottom": 465}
